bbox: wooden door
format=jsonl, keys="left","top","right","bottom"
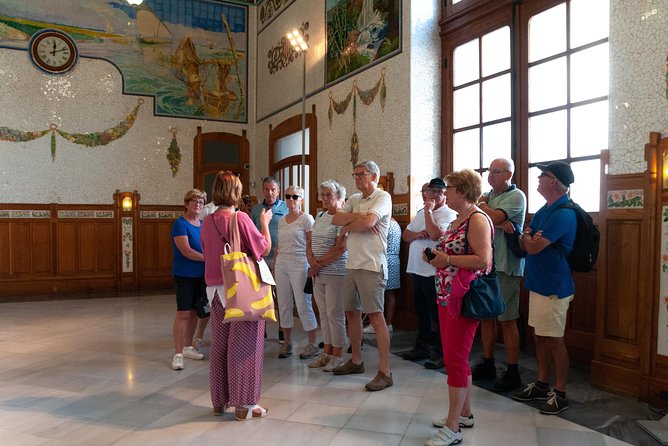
{"left": 193, "top": 127, "right": 250, "bottom": 199}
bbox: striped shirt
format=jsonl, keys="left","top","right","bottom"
{"left": 310, "top": 211, "right": 348, "bottom": 275}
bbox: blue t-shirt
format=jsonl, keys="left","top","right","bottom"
{"left": 250, "top": 199, "right": 288, "bottom": 261}
{"left": 523, "top": 194, "right": 577, "bottom": 298}
{"left": 171, "top": 216, "right": 204, "bottom": 278}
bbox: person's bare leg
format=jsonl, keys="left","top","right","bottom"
{"left": 368, "top": 312, "right": 391, "bottom": 375}
{"left": 551, "top": 337, "right": 569, "bottom": 392}
{"left": 347, "top": 310, "right": 363, "bottom": 363}
{"left": 500, "top": 319, "right": 520, "bottom": 364}
{"left": 480, "top": 319, "right": 496, "bottom": 359}
{"left": 534, "top": 334, "right": 552, "bottom": 384}
{"left": 192, "top": 316, "right": 209, "bottom": 348}
{"left": 384, "top": 289, "right": 395, "bottom": 327}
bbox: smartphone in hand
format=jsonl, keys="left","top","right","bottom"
{"left": 424, "top": 247, "right": 436, "bottom": 261}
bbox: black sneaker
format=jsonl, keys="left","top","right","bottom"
{"left": 539, "top": 392, "right": 569, "bottom": 415}
{"left": 401, "top": 342, "right": 430, "bottom": 361}
{"left": 512, "top": 382, "right": 550, "bottom": 402}
{"left": 494, "top": 370, "right": 522, "bottom": 392}
{"left": 471, "top": 361, "right": 496, "bottom": 380}
{"left": 278, "top": 330, "right": 285, "bottom": 344}
{"left": 424, "top": 355, "right": 444, "bottom": 370}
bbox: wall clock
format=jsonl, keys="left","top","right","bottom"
{"left": 29, "top": 29, "right": 78, "bottom": 74}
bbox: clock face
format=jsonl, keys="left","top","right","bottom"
{"left": 29, "top": 30, "right": 78, "bottom": 74}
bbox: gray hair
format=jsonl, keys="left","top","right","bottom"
{"left": 354, "top": 160, "right": 380, "bottom": 178}
{"left": 320, "top": 179, "right": 346, "bottom": 200}
{"left": 261, "top": 176, "right": 279, "bottom": 188}
{"left": 286, "top": 184, "right": 304, "bottom": 197}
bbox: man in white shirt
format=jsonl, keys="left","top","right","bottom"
{"left": 331, "top": 160, "right": 394, "bottom": 391}
{"left": 402, "top": 178, "right": 456, "bottom": 369}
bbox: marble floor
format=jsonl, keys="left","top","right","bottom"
{"left": 0, "top": 293, "right": 636, "bottom": 446}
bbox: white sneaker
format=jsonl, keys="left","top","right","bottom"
{"left": 425, "top": 426, "right": 462, "bottom": 446}
{"left": 183, "top": 346, "right": 204, "bottom": 360}
{"left": 363, "top": 325, "right": 375, "bottom": 334}
{"left": 172, "top": 353, "right": 184, "bottom": 370}
{"left": 324, "top": 356, "right": 344, "bottom": 372}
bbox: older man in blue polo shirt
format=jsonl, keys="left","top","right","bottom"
{"left": 512, "top": 161, "right": 576, "bottom": 416}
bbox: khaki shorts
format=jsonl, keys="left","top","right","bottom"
{"left": 528, "top": 291, "right": 573, "bottom": 337}
{"left": 497, "top": 271, "right": 521, "bottom": 322}
{"left": 343, "top": 269, "right": 386, "bottom": 314}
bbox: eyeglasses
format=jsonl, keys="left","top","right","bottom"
{"left": 352, "top": 172, "right": 370, "bottom": 178}
{"left": 190, "top": 200, "right": 205, "bottom": 205}
{"left": 489, "top": 169, "right": 509, "bottom": 175}
{"left": 320, "top": 192, "right": 335, "bottom": 199}
{"left": 285, "top": 194, "right": 301, "bottom": 200}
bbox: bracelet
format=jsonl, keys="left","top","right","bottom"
{"left": 446, "top": 255, "right": 451, "bottom": 266}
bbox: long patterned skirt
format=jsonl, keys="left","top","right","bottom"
{"left": 210, "top": 293, "right": 265, "bottom": 408}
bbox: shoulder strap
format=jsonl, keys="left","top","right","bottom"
{"left": 463, "top": 211, "right": 495, "bottom": 269}
{"left": 228, "top": 211, "right": 242, "bottom": 252}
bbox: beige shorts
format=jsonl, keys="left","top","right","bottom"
{"left": 343, "top": 269, "right": 386, "bottom": 314}
{"left": 528, "top": 291, "right": 573, "bottom": 337}
{"left": 497, "top": 271, "right": 521, "bottom": 322}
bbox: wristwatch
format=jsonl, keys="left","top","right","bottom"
{"left": 426, "top": 209, "right": 433, "bottom": 214}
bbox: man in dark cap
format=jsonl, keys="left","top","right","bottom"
{"left": 401, "top": 178, "right": 456, "bottom": 368}
{"left": 512, "top": 161, "right": 576, "bottom": 415}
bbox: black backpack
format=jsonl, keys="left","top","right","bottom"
{"left": 555, "top": 200, "right": 600, "bottom": 273}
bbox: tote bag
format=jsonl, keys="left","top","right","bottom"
{"left": 220, "top": 212, "right": 277, "bottom": 323}
{"left": 460, "top": 212, "right": 506, "bottom": 320}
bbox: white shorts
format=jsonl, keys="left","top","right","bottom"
{"left": 528, "top": 291, "right": 573, "bottom": 337}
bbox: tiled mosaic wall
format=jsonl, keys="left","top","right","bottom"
{"left": 609, "top": 0, "right": 668, "bottom": 174}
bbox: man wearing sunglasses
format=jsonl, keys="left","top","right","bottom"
{"left": 331, "top": 160, "right": 393, "bottom": 392}
{"left": 512, "top": 161, "right": 576, "bottom": 416}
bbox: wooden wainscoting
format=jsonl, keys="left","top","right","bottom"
{"left": 0, "top": 202, "right": 183, "bottom": 298}
{"left": 0, "top": 204, "right": 118, "bottom": 296}
{"left": 136, "top": 206, "right": 182, "bottom": 291}
{"left": 591, "top": 144, "right": 658, "bottom": 399}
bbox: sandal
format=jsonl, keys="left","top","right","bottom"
{"left": 234, "top": 404, "right": 268, "bottom": 421}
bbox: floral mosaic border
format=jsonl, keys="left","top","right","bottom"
{"left": 258, "top": 0, "right": 294, "bottom": 32}
{"left": 122, "top": 217, "right": 133, "bottom": 273}
{"left": 57, "top": 210, "right": 114, "bottom": 219}
{"left": 0, "top": 210, "right": 50, "bottom": 218}
{"left": 607, "top": 189, "right": 644, "bottom": 209}
{"left": 140, "top": 210, "right": 182, "bottom": 219}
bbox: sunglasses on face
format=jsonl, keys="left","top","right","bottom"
{"left": 285, "top": 194, "right": 301, "bottom": 200}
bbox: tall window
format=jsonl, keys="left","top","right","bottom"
{"left": 444, "top": 0, "right": 609, "bottom": 213}
{"left": 269, "top": 112, "right": 317, "bottom": 214}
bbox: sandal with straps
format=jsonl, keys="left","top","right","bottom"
{"left": 234, "top": 404, "right": 268, "bottom": 421}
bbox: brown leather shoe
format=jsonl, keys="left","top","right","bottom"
{"left": 365, "top": 371, "right": 393, "bottom": 391}
{"left": 332, "top": 359, "right": 364, "bottom": 375}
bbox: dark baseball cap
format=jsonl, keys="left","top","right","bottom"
{"left": 537, "top": 161, "right": 574, "bottom": 186}
{"left": 428, "top": 177, "right": 446, "bottom": 189}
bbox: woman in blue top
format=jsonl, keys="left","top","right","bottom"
{"left": 171, "top": 189, "right": 207, "bottom": 370}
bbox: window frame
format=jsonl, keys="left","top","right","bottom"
{"left": 441, "top": 0, "right": 607, "bottom": 214}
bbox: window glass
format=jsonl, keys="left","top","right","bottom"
{"left": 570, "top": 101, "right": 608, "bottom": 158}
{"left": 275, "top": 129, "right": 310, "bottom": 162}
{"left": 453, "top": 129, "right": 480, "bottom": 171}
{"left": 453, "top": 84, "right": 480, "bottom": 128}
{"left": 528, "top": 111, "right": 567, "bottom": 163}
{"left": 529, "top": 57, "right": 567, "bottom": 112}
{"left": 482, "top": 27, "right": 510, "bottom": 77}
{"left": 482, "top": 122, "right": 512, "bottom": 167}
{"left": 570, "top": 159, "right": 600, "bottom": 211}
{"left": 570, "top": 43, "right": 609, "bottom": 103}
{"left": 527, "top": 166, "right": 542, "bottom": 214}
{"left": 482, "top": 74, "right": 511, "bottom": 122}
{"left": 571, "top": 0, "right": 609, "bottom": 48}
{"left": 453, "top": 38, "right": 479, "bottom": 86}
{"left": 529, "top": 3, "right": 566, "bottom": 62}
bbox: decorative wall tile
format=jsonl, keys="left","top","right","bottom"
{"left": 122, "top": 217, "right": 133, "bottom": 273}
{"left": 57, "top": 210, "right": 114, "bottom": 218}
{"left": 607, "top": 189, "right": 644, "bottom": 209}
{"left": 140, "top": 210, "right": 182, "bottom": 219}
{"left": 0, "top": 210, "right": 50, "bottom": 218}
